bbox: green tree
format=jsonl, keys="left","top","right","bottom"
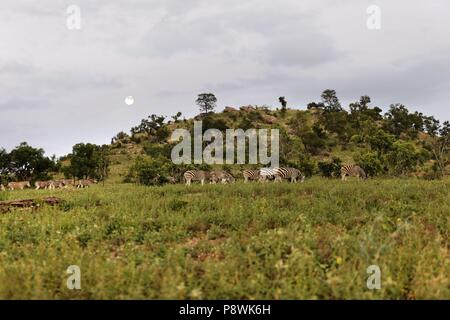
{"left": 318, "top": 157, "right": 342, "bottom": 178}
{"left": 196, "top": 93, "right": 217, "bottom": 115}
{"left": 65, "top": 143, "right": 109, "bottom": 180}
{"left": 172, "top": 112, "right": 182, "bottom": 123}
{"left": 279, "top": 96, "right": 287, "bottom": 115}
{"left": 356, "top": 152, "right": 383, "bottom": 177}
{"left": 0, "top": 148, "right": 11, "bottom": 184}
{"left": 424, "top": 121, "right": 450, "bottom": 174}
{"left": 127, "top": 156, "right": 176, "bottom": 186}
{"left": 348, "top": 96, "right": 383, "bottom": 132}
{"left": 7, "top": 142, "right": 56, "bottom": 181}
{"left": 386, "top": 141, "right": 420, "bottom": 175}
{"left": 367, "top": 129, "right": 395, "bottom": 155}
{"left": 131, "top": 114, "right": 168, "bottom": 143}
{"left": 321, "top": 89, "right": 342, "bottom": 112}
{"left": 384, "top": 104, "right": 425, "bottom": 138}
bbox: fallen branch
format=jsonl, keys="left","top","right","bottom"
{"left": 0, "top": 197, "right": 63, "bottom": 213}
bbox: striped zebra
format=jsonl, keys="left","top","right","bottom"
{"left": 340, "top": 165, "right": 367, "bottom": 181}
{"left": 242, "top": 169, "right": 261, "bottom": 183}
{"left": 259, "top": 168, "right": 278, "bottom": 182}
{"left": 35, "top": 180, "right": 54, "bottom": 190}
{"left": 7, "top": 181, "right": 31, "bottom": 190}
{"left": 183, "top": 170, "right": 209, "bottom": 186}
{"left": 274, "top": 167, "right": 305, "bottom": 183}
{"left": 209, "top": 170, "right": 235, "bottom": 184}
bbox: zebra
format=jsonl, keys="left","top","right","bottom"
{"left": 274, "top": 167, "right": 305, "bottom": 183}
{"left": 183, "top": 170, "right": 209, "bottom": 186}
{"left": 242, "top": 169, "right": 261, "bottom": 183}
{"left": 340, "top": 165, "right": 367, "bottom": 181}
{"left": 61, "top": 179, "right": 76, "bottom": 187}
{"left": 35, "top": 180, "right": 54, "bottom": 190}
{"left": 76, "top": 179, "right": 98, "bottom": 188}
{"left": 259, "top": 168, "right": 278, "bottom": 182}
{"left": 209, "top": 170, "right": 235, "bottom": 184}
{"left": 7, "top": 181, "right": 31, "bottom": 190}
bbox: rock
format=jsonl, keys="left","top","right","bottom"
{"left": 240, "top": 105, "right": 255, "bottom": 112}
{"left": 223, "top": 106, "right": 238, "bottom": 113}
{"left": 42, "top": 197, "right": 63, "bottom": 206}
{"left": 261, "top": 114, "right": 277, "bottom": 124}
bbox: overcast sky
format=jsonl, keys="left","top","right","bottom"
{"left": 1, "top": 0, "right": 449, "bottom": 156}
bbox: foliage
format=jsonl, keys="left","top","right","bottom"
{"left": 386, "top": 141, "right": 420, "bottom": 175}
{"left": 0, "top": 179, "right": 448, "bottom": 299}
{"left": 64, "top": 143, "right": 110, "bottom": 180}
{"left": 318, "top": 157, "right": 342, "bottom": 178}
{"left": 383, "top": 104, "right": 424, "bottom": 138}
{"left": 196, "top": 93, "right": 217, "bottom": 115}
{"left": 355, "top": 152, "right": 383, "bottom": 177}
{"left": 0, "top": 142, "right": 57, "bottom": 182}
{"left": 131, "top": 114, "right": 169, "bottom": 143}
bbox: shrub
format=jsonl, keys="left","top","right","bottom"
{"left": 356, "top": 152, "right": 383, "bottom": 177}
{"left": 318, "top": 157, "right": 342, "bottom": 178}
{"left": 386, "top": 141, "right": 420, "bottom": 175}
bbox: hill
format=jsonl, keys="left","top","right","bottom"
{"left": 105, "top": 95, "right": 449, "bottom": 185}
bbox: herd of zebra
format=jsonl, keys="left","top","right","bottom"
{"left": 183, "top": 165, "right": 367, "bottom": 185}
{"left": 0, "top": 165, "right": 367, "bottom": 190}
{"left": 0, "top": 178, "right": 98, "bottom": 191}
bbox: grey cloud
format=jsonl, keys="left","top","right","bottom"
{"left": 0, "top": 0, "right": 449, "bottom": 156}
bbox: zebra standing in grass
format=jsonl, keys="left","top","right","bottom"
{"left": 340, "top": 165, "right": 367, "bottom": 181}
{"left": 242, "top": 169, "right": 261, "bottom": 183}
{"left": 7, "top": 181, "right": 31, "bottom": 190}
{"left": 259, "top": 168, "right": 278, "bottom": 182}
{"left": 274, "top": 167, "right": 305, "bottom": 183}
{"left": 35, "top": 180, "right": 54, "bottom": 190}
{"left": 209, "top": 170, "right": 235, "bottom": 184}
{"left": 183, "top": 170, "right": 209, "bottom": 186}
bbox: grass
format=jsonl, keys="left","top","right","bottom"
{"left": 0, "top": 177, "right": 448, "bottom": 299}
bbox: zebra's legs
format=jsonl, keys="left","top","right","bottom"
{"left": 201, "top": 179, "right": 205, "bottom": 186}
{"left": 341, "top": 174, "right": 347, "bottom": 181}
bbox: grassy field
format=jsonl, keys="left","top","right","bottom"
{"left": 0, "top": 178, "right": 448, "bottom": 299}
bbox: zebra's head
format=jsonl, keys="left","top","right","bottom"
{"left": 360, "top": 168, "right": 368, "bottom": 179}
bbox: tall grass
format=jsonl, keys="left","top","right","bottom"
{"left": 0, "top": 177, "right": 448, "bottom": 299}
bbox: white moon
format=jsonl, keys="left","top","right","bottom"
{"left": 125, "top": 96, "right": 134, "bottom": 106}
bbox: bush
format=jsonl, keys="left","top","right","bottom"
{"left": 318, "top": 157, "right": 341, "bottom": 178}
{"left": 386, "top": 141, "right": 420, "bottom": 175}
{"left": 356, "top": 152, "right": 383, "bottom": 177}
{"left": 143, "top": 143, "right": 172, "bottom": 159}
{"left": 127, "top": 156, "right": 173, "bottom": 186}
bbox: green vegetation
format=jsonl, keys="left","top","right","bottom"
{"left": 0, "top": 179, "right": 448, "bottom": 299}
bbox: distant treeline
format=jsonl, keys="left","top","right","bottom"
{"left": 0, "top": 143, "right": 109, "bottom": 184}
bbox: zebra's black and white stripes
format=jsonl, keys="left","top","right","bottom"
{"left": 242, "top": 169, "right": 261, "bottom": 183}
{"left": 184, "top": 170, "right": 209, "bottom": 185}
{"left": 273, "top": 167, "right": 305, "bottom": 183}
{"left": 260, "top": 167, "right": 305, "bottom": 183}
{"left": 210, "top": 170, "right": 235, "bottom": 184}
{"left": 259, "top": 168, "right": 278, "bottom": 182}
{"left": 183, "top": 167, "right": 306, "bottom": 185}
{"left": 340, "top": 165, "right": 367, "bottom": 180}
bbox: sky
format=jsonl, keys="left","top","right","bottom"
{"left": 1, "top": 0, "right": 449, "bottom": 156}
